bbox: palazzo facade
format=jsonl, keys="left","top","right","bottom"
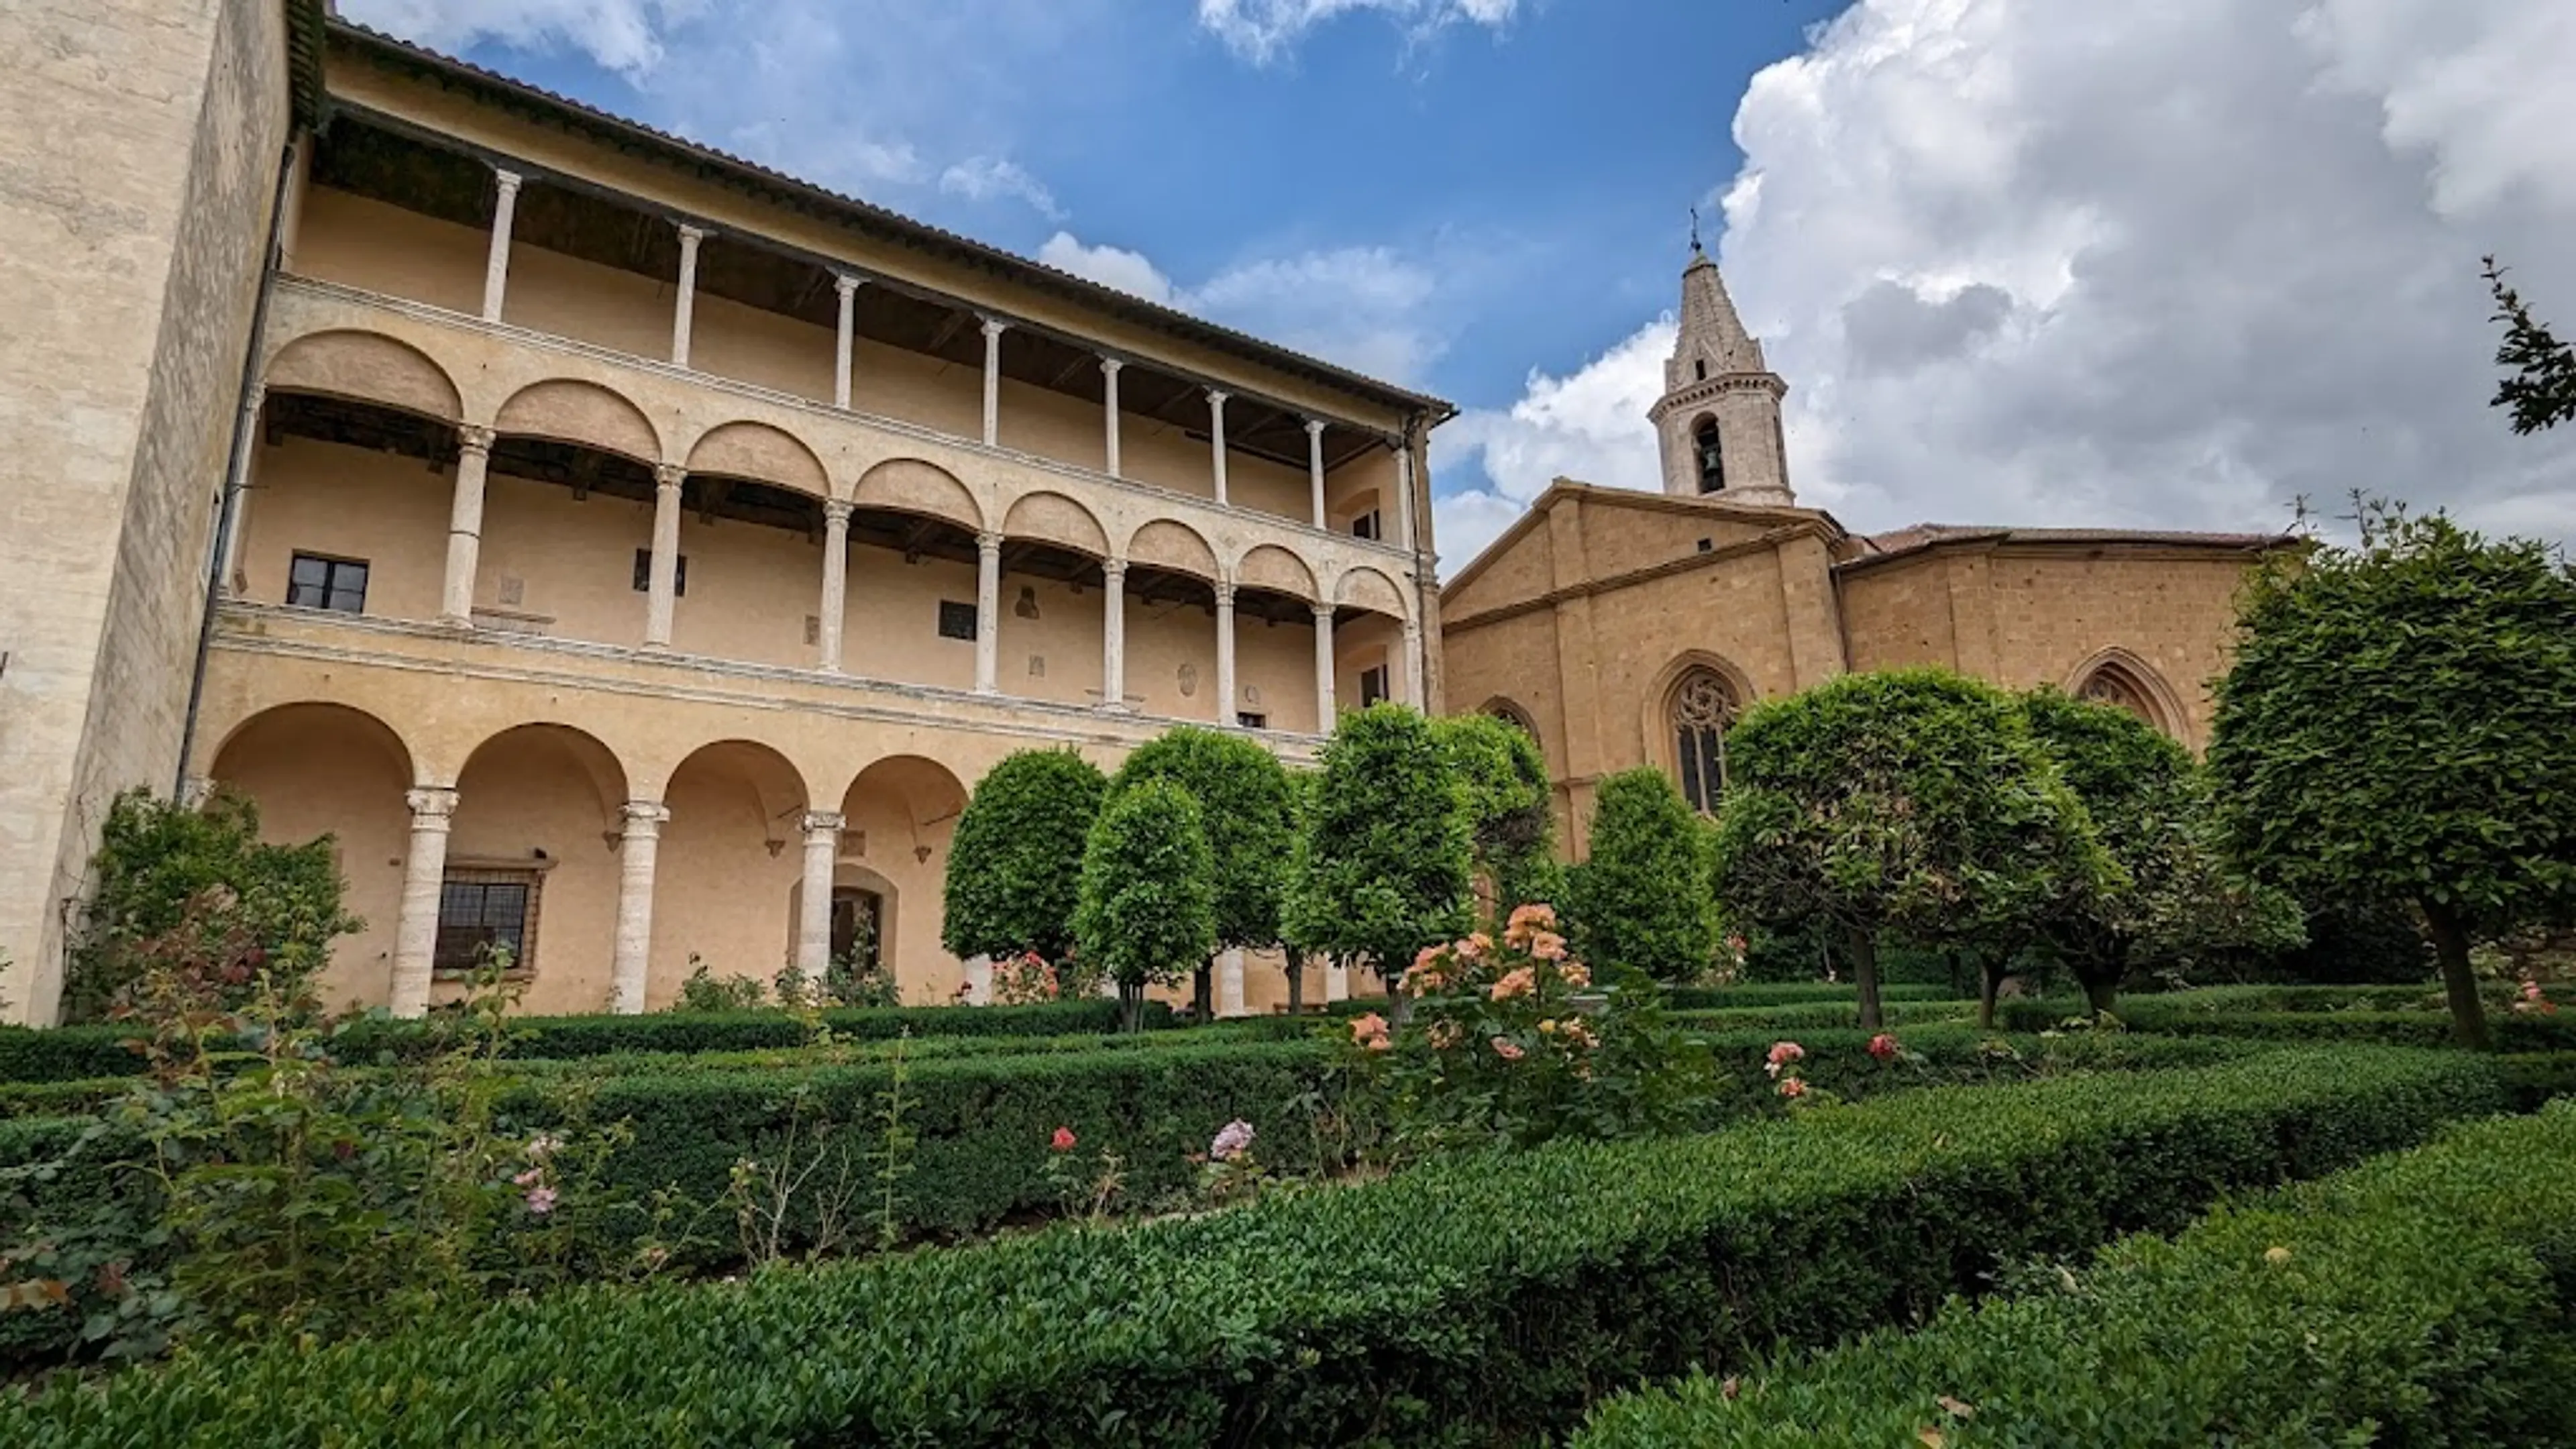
{"left": 0, "top": 4, "right": 1446, "bottom": 1022}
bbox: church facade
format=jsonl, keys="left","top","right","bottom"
{"left": 1438, "top": 248, "right": 2287, "bottom": 851}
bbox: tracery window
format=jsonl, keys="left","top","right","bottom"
{"left": 2078, "top": 665, "right": 2158, "bottom": 727}
{"left": 1670, "top": 668, "right": 1737, "bottom": 814}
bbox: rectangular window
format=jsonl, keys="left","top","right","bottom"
{"left": 631, "top": 549, "right": 687, "bottom": 596}
{"left": 937, "top": 600, "right": 979, "bottom": 641}
{"left": 1350, "top": 510, "right": 1383, "bottom": 542}
{"left": 286, "top": 553, "right": 369, "bottom": 613}
{"left": 1236, "top": 711, "right": 1269, "bottom": 731}
{"left": 433, "top": 871, "right": 540, "bottom": 976}
{"left": 1360, "top": 665, "right": 1391, "bottom": 708}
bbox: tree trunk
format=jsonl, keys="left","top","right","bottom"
{"left": 2420, "top": 898, "right": 2493, "bottom": 1051}
{"left": 2081, "top": 973, "right": 2119, "bottom": 1016}
{"left": 1286, "top": 950, "right": 1307, "bottom": 1015}
{"left": 1193, "top": 961, "right": 1214, "bottom": 1022}
{"left": 1978, "top": 955, "right": 2002, "bottom": 1031}
{"left": 1386, "top": 972, "right": 1414, "bottom": 1028}
{"left": 1117, "top": 979, "right": 1143, "bottom": 1034}
{"left": 1945, "top": 949, "right": 1968, "bottom": 1001}
{"left": 1847, "top": 927, "right": 1884, "bottom": 1030}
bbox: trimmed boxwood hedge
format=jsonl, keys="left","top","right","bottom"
{"left": 1575, "top": 1103, "right": 2576, "bottom": 1447}
{"left": 1995, "top": 996, "right": 2576, "bottom": 1051}
{"left": 1664, "top": 981, "right": 1956, "bottom": 1011}
{"left": 0, "top": 1047, "right": 2502, "bottom": 1445}
{"left": 0, "top": 999, "right": 1171, "bottom": 1085}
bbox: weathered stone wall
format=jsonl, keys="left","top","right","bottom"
{"left": 0, "top": 0, "right": 291, "bottom": 1022}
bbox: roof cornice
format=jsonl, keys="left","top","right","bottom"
{"left": 1439, "top": 478, "right": 1845, "bottom": 601}
{"left": 1444, "top": 522, "right": 1833, "bottom": 633}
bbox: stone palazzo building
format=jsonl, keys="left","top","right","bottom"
{"left": 1439, "top": 247, "right": 2290, "bottom": 851}
{"left": 0, "top": 3, "right": 1448, "bottom": 1023}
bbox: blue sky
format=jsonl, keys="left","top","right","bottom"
{"left": 349, "top": 0, "right": 2575, "bottom": 566}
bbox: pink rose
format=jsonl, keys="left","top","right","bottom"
{"left": 1867, "top": 1033, "right": 1900, "bottom": 1061}
{"left": 1778, "top": 1077, "right": 1807, "bottom": 1099}
{"left": 1051, "top": 1126, "right": 1077, "bottom": 1153}
{"left": 525, "top": 1185, "right": 559, "bottom": 1215}
{"left": 1492, "top": 1036, "right": 1527, "bottom": 1062}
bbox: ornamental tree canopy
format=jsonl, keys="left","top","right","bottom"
{"left": 1432, "top": 712, "right": 1560, "bottom": 915}
{"left": 1568, "top": 767, "right": 1717, "bottom": 983}
{"left": 1285, "top": 704, "right": 1473, "bottom": 984}
{"left": 941, "top": 749, "right": 1108, "bottom": 966}
{"left": 1075, "top": 776, "right": 1216, "bottom": 1026}
{"left": 1110, "top": 726, "right": 1295, "bottom": 954}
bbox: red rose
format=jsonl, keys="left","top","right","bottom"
{"left": 1050, "top": 1126, "right": 1077, "bottom": 1152}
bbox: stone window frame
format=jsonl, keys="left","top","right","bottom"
{"left": 286, "top": 551, "right": 372, "bottom": 614}
{"left": 432, "top": 861, "right": 549, "bottom": 979}
{"left": 1644, "top": 652, "right": 1759, "bottom": 818}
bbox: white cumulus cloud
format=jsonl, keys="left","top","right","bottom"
{"left": 341, "top": 0, "right": 708, "bottom": 78}
{"left": 938, "top": 157, "right": 1068, "bottom": 221}
{"left": 1196, "top": 0, "right": 1519, "bottom": 65}
{"left": 1436, "top": 0, "right": 2576, "bottom": 577}
{"left": 1039, "top": 233, "right": 1178, "bottom": 304}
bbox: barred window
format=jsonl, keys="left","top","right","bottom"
{"left": 434, "top": 869, "right": 541, "bottom": 976}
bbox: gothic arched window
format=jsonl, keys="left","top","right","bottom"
{"left": 2071, "top": 655, "right": 2176, "bottom": 738}
{"left": 1670, "top": 668, "right": 1737, "bottom": 813}
{"left": 1693, "top": 419, "right": 1725, "bottom": 493}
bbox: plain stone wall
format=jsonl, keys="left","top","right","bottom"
{"left": 0, "top": 0, "right": 290, "bottom": 1023}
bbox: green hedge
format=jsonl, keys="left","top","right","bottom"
{"left": 0, "top": 1048, "right": 2504, "bottom": 1445}
{"left": 1995, "top": 997, "right": 2576, "bottom": 1051}
{"left": 2123, "top": 981, "right": 2576, "bottom": 1013}
{"left": 0, "top": 1000, "right": 1171, "bottom": 1084}
{"left": 1576, "top": 1104, "right": 2576, "bottom": 1447}
{"left": 1663, "top": 982, "right": 1956, "bottom": 1011}
{"left": 1669, "top": 996, "right": 1981, "bottom": 1034}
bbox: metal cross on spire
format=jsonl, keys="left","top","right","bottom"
{"left": 1689, "top": 206, "right": 1703, "bottom": 255}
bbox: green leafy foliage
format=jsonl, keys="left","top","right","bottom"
{"left": 941, "top": 750, "right": 1108, "bottom": 965}
{"left": 0, "top": 1049, "right": 2500, "bottom": 1445}
{"left": 1576, "top": 1104, "right": 2576, "bottom": 1448}
{"left": 2208, "top": 502, "right": 2576, "bottom": 1047}
{"left": 1713, "top": 670, "right": 2113, "bottom": 1028}
{"left": 2485, "top": 256, "right": 2576, "bottom": 435}
{"left": 1076, "top": 779, "right": 1217, "bottom": 1032}
{"left": 1285, "top": 703, "right": 1474, "bottom": 989}
{"left": 2019, "top": 687, "right": 2303, "bottom": 1012}
{"left": 1432, "top": 712, "right": 1560, "bottom": 915}
{"left": 62, "top": 789, "right": 360, "bottom": 1024}
{"left": 1568, "top": 768, "right": 1719, "bottom": 982}
{"left": 1109, "top": 727, "right": 1295, "bottom": 1014}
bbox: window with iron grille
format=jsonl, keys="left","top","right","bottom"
{"left": 433, "top": 870, "right": 541, "bottom": 977}
{"left": 937, "top": 600, "right": 979, "bottom": 641}
{"left": 287, "top": 553, "right": 370, "bottom": 613}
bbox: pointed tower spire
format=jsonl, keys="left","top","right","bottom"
{"left": 1650, "top": 246, "right": 1794, "bottom": 506}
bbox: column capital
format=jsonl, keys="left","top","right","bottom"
{"left": 241, "top": 380, "right": 268, "bottom": 413}
{"left": 979, "top": 315, "right": 1010, "bottom": 341}
{"left": 1098, "top": 356, "right": 1124, "bottom": 376}
{"left": 654, "top": 462, "right": 687, "bottom": 490}
{"left": 1102, "top": 557, "right": 1128, "bottom": 582}
{"left": 823, "top": 498, "right": 855, "bottom": 525}
{"left": 833, "top": 272, "right": 864, "bottom": 299}
{"left": 1206, "top": 387, "right": 1230, "bottom": 407}
{"left": 674, "top": 222, "right": 708, "bottom": 246}
{"left": 456, "top": 424, "right": 496, "bottom": 457}
{"left": 621, "top": 800, "right": 671, "bottom": 831}
{"left": 800, "top": 810, "right": 846, "bottom": 837}
{"left": 1403, "top": 616, "right": 1424, "bottom": 639}
{"left": 1214, "top": 582, "right": 1237, "bottom": 606}
{"left": 492, "top": 167, "right": 524, "bottom": 197}
{"left": 407, "top": 786, "right": 460, "bottom": 824}
{"left": 977, "top": 529, "right": 1005, "bottom": 556}
{"left": 1312, "top": 602, "right": 1338, "bottom": 623}
{"left": 1304, "top": 417, "right": 1328, "bottom": 438}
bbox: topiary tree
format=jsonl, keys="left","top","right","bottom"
{"left": 1075, "top": 777, "right": 1217, "bottom": 1032}
{"left": 1285, "top": 703, "right": 1472, "bottom": 1020}
{"left": 2208, "top": 502, "right": 2576, "bottom": 1049}
{"left": 1713, "top": 669, "right": 2111, "bottom": 1029}
{"left": 941, "top": 749, "right": 1108, "bottom": 971}
{"left": 1108, "top": 726, "right": 1295, "bottom": 1020}
{"left": 1432, "top": 713, "right": 1561, "bottom": 920}
{"left": 2020, "top": 688, "right": 2302, "bottom": 1016}
{"left": 1566, "top": 768, "right": 1716, "bottom": 983}
{"left": 65, "top": 788, "right": 360, "bottom": 1022}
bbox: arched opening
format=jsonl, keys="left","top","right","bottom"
{"left": 1694, "top": 417, "right": 1726, "bottom": 494}
{"left": 206, "top": 703, "right": 415, "bottom": 1011}
{"left": 1668, "top": 667, "right": 1741, "bottom": 814}
{"left": 653, "top": 740, "right": 810, "bottom": 1007}
{"left": 1483, "top": 698, "right": 1540, "bottom": 740}
{"left": 443, "top": 724, "right": 631, "bottom": 1011}
{"left": 2069, "top": 651, "right": 2182, "bottom": 739}
{"left": 248, "top": 390, "right": 466, "bottom": 620}
{"left": 991, "top": 491, "right": 1116, "bottom": 710}
{"left": 1331, "top": 568, "right": 1410, "bottom": 715}
{"left": 835, "top": 756, "right": 971, "bottom": 1004}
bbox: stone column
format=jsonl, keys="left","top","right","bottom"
{"left": 1312, "top": 603, "right": 1338, "bottom": 725}
{"left": 832, "top": 274, "right": 863, "bottom": 409}
{"left": 797, "top": 812, "right": 843, "bottom": 980}
{"left": 671, "top": 223, "right": 705, "bottom": 368}
{"left": 974, "top": 530, "right": 1002, "bottom": 694}
{"left": 1401, "top": 619, "right": 1425, "bottom": 706}
{"left": 1324, "top": 960, "right": 1351, "bottom": 1003}
{"left": 1218, "top": 947, "right": 1245, "bottom": 1018}
{"left": 645, "top": 463, "right": 684, "bottom": 649}
{"left": 1395, "top": 444, "right": 1417, "bottom": 553}
{"left": 964, "top": 955, "right": 994, "bottom": 1006}
{"left": 610, "top": 802, "right": 667, "bottom": 1015}
{"left": 1305, "top": 418, "right": 1328, "bottom": 529}
{"left": 389, "top": 787, "right": 459, "bottom": 1019}
{"left": 1100, "top": 358, "right": 1123, "bottom": 477}
{"left": 1213, "top": 583, "right": 1238, "bottom": 726}
{"left": 1100, "top": 559, "right": 1128, "bottom": 712}
{"left": 439, "top": 425, "right": 495, "bottom": 626}
{"left": 480, "top": 169, "right": 522, "bottom": 323}
{"left": 817, "top": 499, "right": 852, "bottom": 672}
{"left": 1207, "top": 389, "right": 1230, "bottom": 506}
{"left": 217, "top": 383, "right": 266, "bottom": 597}
{"left": 979, "top": 317, "right": 1007, "bottom": 447}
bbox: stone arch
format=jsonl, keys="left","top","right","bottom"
{"left": 661, "top": 739, "right": 811, "bottom": 845}
{"left": 649, "top": 739, "right": 815, "bottom": 1000}
{"left": 853, "top": 457, "right": 984, "bottom": 533}
{"left": 2065, "top": 647, "right": 2186, "bottom": 739}
{"left": 683, "top": 420, "right": 829, "bottom": 498}
{"left": 1333, "top": 564, "right": 1409, "bottom": 619}
{"left": 833, "top": 755, "right": 972, "bottom": 1006}
{"left": 265, "top": 330, "right": 462, "bottom": 423}
{"left": 1642, "top": 651, "right": 1758, "bottom": 815}
{"left": 1481, "top": 696, "right": 1542, "bottom": 739}
{"left": 494, "top": 378, "right": 661, "bottom": 464}
{"left": 456, "top": 724, "right": 632, "bottom": 838}
{"left": 1234, "top": 543, "right": 1318, "bottom": 600}
{"left": 1002, "top": 489, "right": 1110, "bottom": 558}
{"left": 1124, "top": 519, "right": 1220, "bottom": 582}
{"left": 209, "top": 701, "right": 416, "bottom": 789}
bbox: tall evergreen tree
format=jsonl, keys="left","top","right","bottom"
{"left": 1285, "top": 704, "right": 1472, "bottom": 1016}
{"left": 1109, "top": 727, "right": 1294, "bottom": 1019}
{"left": 941, "top": 749, "right": 1108, "bottom": 969}
{"left": 1567, "top": 768, "right": 1716, "bottom": 983}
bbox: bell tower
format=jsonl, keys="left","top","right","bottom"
{"left": 1648, "top": 241, "right": 1794, "bottom": 506}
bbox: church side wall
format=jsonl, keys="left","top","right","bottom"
{"left": 0, "top": 0, "right": 290, "bottom": 1023}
